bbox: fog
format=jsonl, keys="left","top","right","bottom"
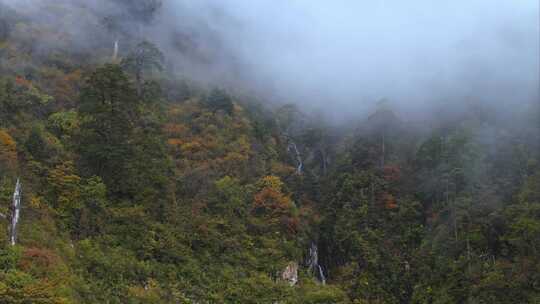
{"left": 3, "top": 0, "right": 539, "bottom": 120}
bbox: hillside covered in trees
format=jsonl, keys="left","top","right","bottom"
{"left": 0, "top": 1, "right": 539, "bottom": 303}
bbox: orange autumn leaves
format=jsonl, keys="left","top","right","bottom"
{"left": 252, "top": 176, "right": 299, "bottom": 234}
{"left": 163, "top": 100, "right": 253, "bottom": 181}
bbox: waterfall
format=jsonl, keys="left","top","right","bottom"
{"left": 10, "top": 178, "right": 21, "bottom": 246}
{"left": 113, "top": 39, "right": 119, "bottom": 61}
{"left": 307, "top": 242, "right": 326, "bottom": 284}
{"left": 287, "top": 141, "right": 303, "bottom": 175}
{"left": 307, "top": 242, "right": 318, "bottom": 273}
{"left": 318, "top": 265, "right": 326, "bottom": 285}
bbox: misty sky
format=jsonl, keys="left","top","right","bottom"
{"left": 3, "top": 0, "right": 539, "bottom": 119}
{"left": 162, "top": 0, "right": 538, "bottom": 118}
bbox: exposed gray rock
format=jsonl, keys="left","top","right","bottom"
{"left": 281, "top": 262, "right": 299, "bottom": 286}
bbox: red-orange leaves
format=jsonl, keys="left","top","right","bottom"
{"left": 253, "top": 187, "right": 293, "bottom": 218}
{"left": 382, "top": 165, "right": 401, "bottom": 182}
{"left": 15, "top": 75, "right": 31, "bottom": 87}
{"left": 381, "top": 192, "right": 398, "bottom": 210}
{"left": 252, "top": 176, "right": 299, "bottom": 234}
{"left": 19, "top": 247, "right": 60, "bottom": 278}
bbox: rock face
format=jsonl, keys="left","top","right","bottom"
{"left": 281, "top": 262, "right": 299, "bottom": 286}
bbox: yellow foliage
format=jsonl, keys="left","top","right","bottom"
{"left": 0, "top": 129, "right": 18, "bottom": 172}
{"left": 167, "top": 104, "right": 183, "bottom": 116}
{"left": 47, "top": 162, "right": 82, "bottom": 208}
{"left": 235, "top": 135, "right": 252, "bottom": 155}
{"left": 223, "top": 152, "right": 248, "bottom": 163}
{"left": 180, "top": 141, "right": 203, "bottom": 154}
{"left": 257, "top": 175, "right": 284, "bottom": 192}
{"left": 127, "top": 279, "right": 161, "bottom": 299}
{"left": 29, "top": 196, "right": 45, "bottom": 209}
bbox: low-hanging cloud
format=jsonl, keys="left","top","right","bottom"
{"left": 158, "top": 0, "right": 538, "bottom": 118}
{"left": 3, "top": 0, "right": 539, "bottom": 120}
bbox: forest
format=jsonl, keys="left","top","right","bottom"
{"left": 0, "top": 1, "right": 539, "bottom": 303}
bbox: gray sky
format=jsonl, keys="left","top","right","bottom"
{"left": 3, "top": 0, "right": 539, "bottom": 119}
{"left": 160, "top": 0, "right": 538, "bottom": 118}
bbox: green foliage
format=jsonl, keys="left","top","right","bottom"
{"left": 205, "top": 88, "right": 234, "bottom": 115}
{"left": 47, "top": 110, "right": 79, "bottom": 138}
{"left": 78, "top": 64, "right": 139, "bottom": 194}
{"left": 0, "top": 246, "right": 71, "bottom": 303}
{"left": 0, "top": 76, "right": 53, "bottom": 125}
{"left": 0, "top": 8, "right": 538, "bottom": 302}
{"left": 0, "top": 246, "right": 22, "bottom": 271}
{"left": 121, "top": 41, "right": 165, "bottom": 96}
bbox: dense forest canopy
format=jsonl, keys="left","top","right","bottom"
{"left": 0, "top": 0, "right": 538, "bottom": 303}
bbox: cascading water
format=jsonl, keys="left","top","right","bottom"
{"left": 10, "top": 178, "right": 21, "bottom": 246}
{"left": 113, "top": 39, "right": 119, "bottom": 61}
{"left": 287, "top": 141, "right": 303, "bottom": 175}
{"left": 306, "top": 242, "right": 326, "bottom": 284}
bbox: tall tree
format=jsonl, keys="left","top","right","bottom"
{"left": 122, "top": 41, "right": 164, "bottom": 96}
{"left": 78, "top": 64, "right": 139, "bottom": 195}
